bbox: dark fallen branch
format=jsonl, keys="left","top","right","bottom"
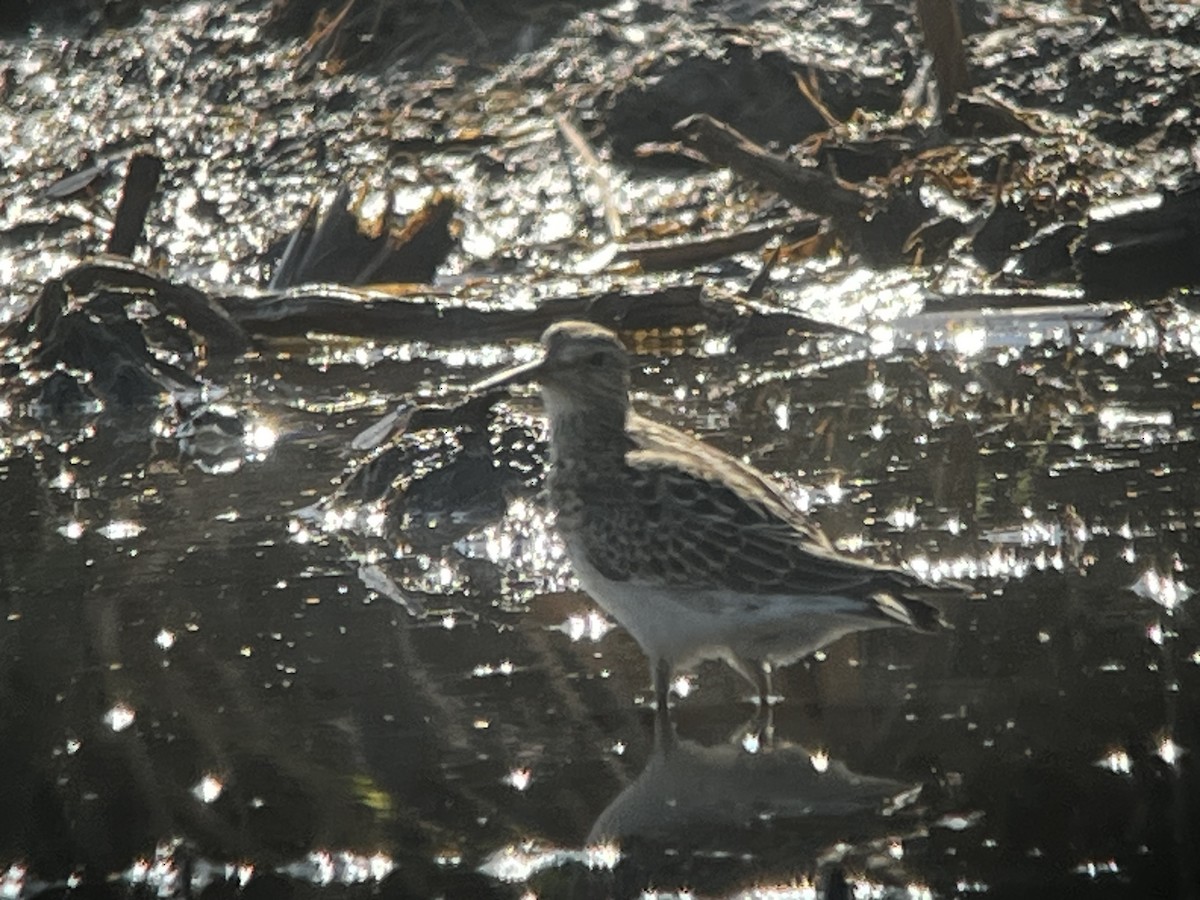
{"left": 672, "top": 114, "right": 937, "bottom": 264}
{"left": 674, "top": 111, "right": 1066, "bottom": 269}
{"left": 674, "top": 114, "right": 865, "bottom": 227}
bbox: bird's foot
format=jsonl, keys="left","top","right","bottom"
{"left": 733, "top": 717, "right": 775, "bottom": 751}
{"left": 731, "top": 700, "right": 776, "bottom": 750}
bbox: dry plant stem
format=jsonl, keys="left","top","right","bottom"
{"left": 745, "top": 243, "right": 781, "bottom": 299}
{"left": 915, "top": 0, "right": 971, "bottom": 116}
{"left": 297, "top": 0, "right": 357, "bottom": 75}
{"left": 615, "top": 220, "right": 817, "bottom": 273}
{"left": 556, "top": 114, "right": 625, "bottom": 241}
{"left": 793, "top": 70, "right": 841, "bottom": 129}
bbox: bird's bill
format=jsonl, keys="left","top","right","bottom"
{"left": 469, "top": 356, "right": 545, "bottom": 393}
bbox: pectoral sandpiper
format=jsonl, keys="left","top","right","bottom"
{"left": 475, "top": 321, "right": 954, "bottom": 711}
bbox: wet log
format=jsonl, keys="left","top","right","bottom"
{"left": 65, "top": 261, "right": 251, "bottom": 356}
{"left": 217, "top": 281, "right": 846, "bottom": 344}
{"left": 2, "top": 259, "right": 250, "bottom": 358}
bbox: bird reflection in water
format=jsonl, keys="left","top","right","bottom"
{"left": 483, "top": 671, "right": 921, "bottom": 897}
{"left": 588, "top": 708, "right": 920, "bottom": 847}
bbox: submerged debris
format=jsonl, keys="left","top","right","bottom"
{"left": 1, "top": 260, "right": 250, "bottom": 412}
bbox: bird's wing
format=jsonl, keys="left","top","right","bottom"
{"left": 578, "top": 415, "right": 919, "bottom": 604}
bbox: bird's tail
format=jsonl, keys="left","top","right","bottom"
{"left": 870, "top": 590, "right": 952, "bottom": 632}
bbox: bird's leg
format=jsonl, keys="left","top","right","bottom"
{"left": 653, "top": 669, "right": 676, "bottom": 749}
{"left": 751, "top": 662, "right": 776, "bottom": 746}
{"left": 755, "top": 661, "right": 775, "bottom": 709}
{"left": 653, "top": 657, "right": 671, "bottom": 715}
{"left": 732, "top": 655, "right": 776, "bottom": 710}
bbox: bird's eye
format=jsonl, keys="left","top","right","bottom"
{"left": 587, "top": 352, "right": 606, "bottom": 367}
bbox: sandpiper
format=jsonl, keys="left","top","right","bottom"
{"left": 475, "top": 321, "right": 954, "bottom": 711}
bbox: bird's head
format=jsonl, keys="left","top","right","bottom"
{"left": 473, "top": 320, "right": 631, "bottom": 421}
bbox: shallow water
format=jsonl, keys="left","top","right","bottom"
{"left": 2, "top": 1, "right": 1200, "bottom": 898}
{"left": 3, "top": 313, "right": 1198, "bottom": 898}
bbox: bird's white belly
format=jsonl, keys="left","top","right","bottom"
{"left": 567, "top": 542, "right": 889, "bottom": 672}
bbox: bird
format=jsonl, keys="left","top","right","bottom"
{"left": 474, "top": 320, "right": 955, "bottom": 713}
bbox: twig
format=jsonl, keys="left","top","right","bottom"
{"left": 556, "top": 113, "right": 625, "bottom": 241}
{"left": 297, "top": 0, "right": 357, "bottom": 76}
{"left": 745, "top": 243, "right": 781, "bottom": 299}
{"left": 793, "top": 69, "right": 840, "bottom": 130}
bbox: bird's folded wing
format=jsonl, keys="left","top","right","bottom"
{"left": 575, "top": 415, "right": 911, "bottom": 597}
